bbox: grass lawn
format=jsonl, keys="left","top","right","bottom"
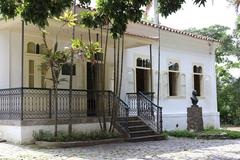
{"left": 167, "top": 128, "right": 240, "bottom": 139}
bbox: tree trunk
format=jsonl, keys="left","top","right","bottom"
{"left": 54, "top": 83, "right": 58, "bottom": 137}
{"left": 101, "top": 25, "right": 109, "bottom": 131}
{"left": 118, "top": 35, "right": 124, "bottom": 97}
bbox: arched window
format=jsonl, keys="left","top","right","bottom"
{"left": 136, "top": 58, "right": 151, "bottom": 68}
{"left": 40, "top": 44, "right": 48, "bottom": 54}
{"left": 168, "top": 61, "right": 180, "bottom": 96}
{"left": 146, "top": 59, "right": 151, "bottom": 68}
{"left": 169, "top": 62, "right": 179, "bottom": 71}
{"left": 142, "top": 59, "right": 146, "bottom": 67}
{"left": 36, "top": 44, "right": 40, "bottom": 54}
{"left": 27, "top": 42, "right": 36, "bottom": 53}
{"left": 193, "top": 65, "right": 203, "bottom": 96}
{"left": 193, "top": 65, "right": 198, "bottom": 73}
{"left": 136, "top": 58, "right": 142, "bottom": 67}
{"left": 198, "top": 66, "right": 202, "bottom": 73}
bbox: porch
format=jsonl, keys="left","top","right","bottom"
{"left": 0, "top": 87, "right": 163, "bottom": 143}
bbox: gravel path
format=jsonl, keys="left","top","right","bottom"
{"left": 1, "top": 137, "right": 240, "bottom": 160}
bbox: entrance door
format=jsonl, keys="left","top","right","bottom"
{"left": 87, "top": 62, "right": 103, "bottom": 116}
{"left": 136, "top": 68, "right": 150, "bottom": 93}
{"left": 87, "top": 63, "right": 96, "bottom": 116}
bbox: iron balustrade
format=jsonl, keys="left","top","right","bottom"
{"left": 127, "top": 92, "right": 162, "bottom": 133}
{"left": 113, "top": 93, "right": 129, "bottom": 133}
{"left": 126, "top": 92, "right": 154, "bottom": 117}
{"left": 0, "top": 88, "right": 22, "bottom": 120}
{"left": 0, "top": 88, "right": 117, "bottom": 120}
{"left": 137, "top": 92, "right": 162, "bottom": 133}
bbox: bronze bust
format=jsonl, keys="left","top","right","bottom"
{"left": 191, "top": 90, "right": 198, "bottom": 106}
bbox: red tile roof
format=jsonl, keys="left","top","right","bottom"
{"left": 77, "top": 5, "right": 220, "bottom": 43}
{"left": 138, "top": 21, "right": 220, "bottom": 43}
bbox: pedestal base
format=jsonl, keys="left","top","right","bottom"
{"left": 187, "top": 106, "right": 204, "bottom": 132}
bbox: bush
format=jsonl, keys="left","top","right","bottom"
{"left": 161, "top": 132, "right": 169, "bottom": 140}
{"left": 168, "top": 130, "right": 197, "bottom": 138}
{"left": 33, "top": 130, "right": 121, "bottom": 142}
{"left": 167, "top": 129, "right": 240, "bottom": 139}
{"left": 33, "top": 130, "right": 55, "bottom": 142}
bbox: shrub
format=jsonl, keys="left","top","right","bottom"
{"left": 168, "top": 130, "right": 197, "bottom": 138}
{"left": 33, "top": 130, "right": 121, "bottom": 142}
{"left": 33, "top": 130, "right": 55, "bottom": 142}
{"left": 167, "top": 129, "right": 240, "bottom": 139}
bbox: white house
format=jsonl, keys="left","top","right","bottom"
{"left": 0, "top": 12, "right": 220, "bottom": 144}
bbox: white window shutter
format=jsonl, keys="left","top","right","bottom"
{"left": 162, "top": 71, "right": 169, "bottom": 98}
{"left": 180, "top": 73, "right": 186, "bottom": 97}
{"left": 127, "top": 68, "right": 135, "bottom": 92}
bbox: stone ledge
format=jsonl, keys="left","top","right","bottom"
{"left": 35, "top": 138, "right": 125, "bottom": 148}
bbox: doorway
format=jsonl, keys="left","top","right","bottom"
{"left": 87, "top": 62, "right": 103, "bottom": 116}
{"left": 136, "top": 68, "right": 150, "bottom": 93}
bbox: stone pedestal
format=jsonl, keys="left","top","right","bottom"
{"left": 187, "top": 106, "right": 204, "bottom": 132}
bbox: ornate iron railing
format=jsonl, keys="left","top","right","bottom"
{"left": 113, "top": 93, "right": 129, "bottom": 133}
{"left": 0, "top": 88, "right": 22, "bottom": 120}
{"left": 137, "top": 92, "right": 162, "bottom": 133}
{"left": 126, "top": 92, "right": 154, "bottom": 116}
{"left": 0, "top": 88, "right": 113, "bottom": 120}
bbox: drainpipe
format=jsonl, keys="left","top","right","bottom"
{"left": 21, "top": 20, "right": 25, "bottom": 120}
{"left": 154, "top": 0, "right": 161, "bottom": 106}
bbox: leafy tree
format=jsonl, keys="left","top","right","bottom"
{"left": 157, "top": 0, "right": 207, "bottom": 17}
{"left": 0, "top": 0, "right": 209, "bottom": 29}
{"left": 186, "top": 25, "right": 240, "bottom": 125}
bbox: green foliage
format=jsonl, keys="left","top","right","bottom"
{"left": 161, "top": 132, "right": 169, "bottom": 140}
{"left": 157, "top": 0, "right": 207, "bottom": 17}
{"left": 168, "top": 129, "right": 240, "bottom": 139}
{"left": 200, "top": 129, "right": 240, "bottom": 139}
{"left": 185, "top": 25, "right": 240, "bottom": 125}
{"left": 79, "top": 0, "right": 152, "bottom": 38}
{"left": 0, "top": 0, "right": 91, "bottom": 28}
{"left": 0, "top": 0, "right": 209, "bottom": 37}
{"left": 71, "top": 39, "right": 103, "bottom": 61}
{"left": 33, "top": 130, "right": 54, "bottom": 142}
{"left": 168, "top": 130, "right": 197, "bottom": 138}
{"left": 33, "top": 130, "right": 121, "bottom": 142}
{"left": 58, "top": 10, "right": 78, "bottom": 27}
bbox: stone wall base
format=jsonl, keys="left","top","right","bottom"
{"left": 187, "top": 106, "right": 204, "bottom": 132}
{"left": 0, "top": 123, "right": 110, "bottom": 144}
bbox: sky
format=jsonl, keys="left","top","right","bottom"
{"left": 152, "top": 0, "right": 237, "bottom": 31}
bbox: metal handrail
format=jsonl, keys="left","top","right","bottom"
{"left": 111, "top": 92, "right": 130, "bottom": 134}
{"left": 137, "top": 91, "right": 163, "bottom": 133}
{"left": 138, "top": 92, "right": 162, "bottom": 109}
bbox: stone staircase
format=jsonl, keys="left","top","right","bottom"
{"left": 127, "top": 117, "right": 164, "bottom": 142}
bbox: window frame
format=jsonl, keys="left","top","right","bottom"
{"left": 167, "top": 59, "right": 181, "bottom": 98}
{"left": 192, "top": 63, "right": 204, "bottom": 98}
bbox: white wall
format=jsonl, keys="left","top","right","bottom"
{"left": 0, "top": 29, "right": 23, "bottom": 89}
{"left": 10, "top": 31, "right": 22, "bottom": 88}
{"left": 122, "top": 30, "right": 220, "bottom": 129}
{"left": 0, "top": 123, "right": 109, "bottom": 144}
{"left": 0, "top": 31, "right": 10, "bottom": 88}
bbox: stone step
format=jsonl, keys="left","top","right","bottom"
{"left": 0, "top": 139, "right": 6, "bottom": 143}
{"left": 130, "top": 130, "right": 155, "bottom": 137}
{"left": 128, "top": 120, "right": 145, "bottom": 126}
{"left": 127, "top": 117, "right": 140, "bottom": 121}
{"left": 128, "top": 125, "right": 150, "bottom": 132}
{"left": 128, "top": 134, "right": 165, "bottom": 142}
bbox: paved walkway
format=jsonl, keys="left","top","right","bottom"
{"left": 1, "top": 137, "right": 240, "bottom": 160}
